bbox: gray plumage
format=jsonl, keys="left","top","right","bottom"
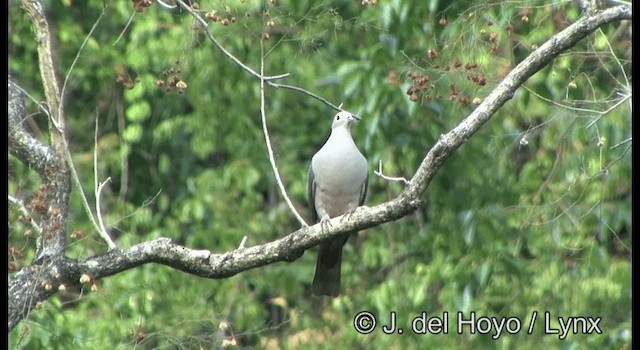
{"left": 308, "top": 111, "right": 368, "bottom": 297}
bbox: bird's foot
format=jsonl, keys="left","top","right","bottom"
{"left": 319, "top": 216, "right": 333, "bottom": 233}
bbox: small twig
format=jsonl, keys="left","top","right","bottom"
{"left": 522, "top": 86, "right": 631, "bottom": 128}
{"left": 65, "top": 148, "right": 107, "bottom": 239}
{"left": 113, "top": 11, "right": 136, "bottom": 46}
{"left": 238, "top": 236, "right": 248, "bottom": 249}
{"left": 156, "top": 0, "right": 179, "bottom": 11}
{"left": 610, "top": 137, "right": 631, "bottom": 149}
{"left": 600, "top": 141, "right": 632, "bottom": 175}
{"left": 267, "top": 82, "right": 343, "bottom": 111}
{"left": 9, "top": 81, "right": 52, "bottom": 122}
{"left": 175, "top": 0, "right": 289, "bottom": 82}
{"left": 374, "top": 160, "right": 409, "bottom": 185}
{"left": 585, "top": 93, "right": 631, "bottom": 128}
{"left": 8, "top": 195, "right": 43, "bottom": 234}
{"left": 94, "top": 117, "right": 117, "bottom": 249}
{"left": 59, "top": 6, "right": 105, "bottom": 125}
{"left": 95, "top": 178, "right": 114, "bottom": 247}
{"left": 259, "top": 34, "right": 308, "bottom": 227}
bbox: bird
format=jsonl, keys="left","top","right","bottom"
{"left": 308, "top": 110, "right": 368, "bottom": 297}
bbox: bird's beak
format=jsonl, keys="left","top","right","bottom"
{"left": 350, "top": 114, "right": 361, "bottom": 121}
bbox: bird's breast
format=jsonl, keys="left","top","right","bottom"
{"left": 311, "top": 148, "right": 367, "bottom": 217}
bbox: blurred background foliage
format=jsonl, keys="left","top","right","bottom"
{"left": 8, "top": 0, "right": 631, "bottom": 348}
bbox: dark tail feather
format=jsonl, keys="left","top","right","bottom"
{"left": 312, "top": 234, "right": 349, "bottom": 297}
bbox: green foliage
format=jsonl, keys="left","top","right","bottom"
{"left": 9, "top": 0, "right": 630, "bottom": 349}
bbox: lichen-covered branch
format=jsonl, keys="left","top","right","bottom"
{"left": 8, "top": 79, "right": 55, "bottom": 177}
{"left": 18, "top": 0, "right": 71, "bottom": 263}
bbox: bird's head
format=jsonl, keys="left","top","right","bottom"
{"left": 331, "top": 111, "right": 360, "bottom": 130}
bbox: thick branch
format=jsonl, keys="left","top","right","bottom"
{"left": 9, "top": 78, "right": 70, "bottom": 260}
{"left": 7, "top": 194, "right": 419, "bottom": 331}
{"left": 20, "top": 0, "right": 72, "bottom": 262}
{"left": 8, "top": 264, "right": 59, "bottom": 331}
{"left": 8, "top": 79, "right": 55, "bottom": 176}
{"left": 79, "top": 195, "right": 420, "bottom": 279}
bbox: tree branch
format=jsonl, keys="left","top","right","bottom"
{"left": 266, "top": 82, "right": 344, "bottom": 111}
{"left": 9, "top": 76, "right": 70, "bottom": 261}
{"left": 7, "top": 191, "right": 418, "bottom": 331}
{"left": 82, "top": 194, "right": 417, "bottom": 278}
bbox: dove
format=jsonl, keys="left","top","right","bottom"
{"left": 308, "top": 110, "right": 368, "bottom": 296}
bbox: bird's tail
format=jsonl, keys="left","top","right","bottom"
{"left": 312, "top": 234, "right": 350, "bottom": 297}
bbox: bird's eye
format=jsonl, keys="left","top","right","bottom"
{"left": 336, "top": 115, "right": 340, "bottom": 120}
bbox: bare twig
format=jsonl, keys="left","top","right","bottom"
{"left": 156, "top": 0, "right": 178, "bottom": 10}
{"left": 260, "top": 34, "right": 308, "bottom": 227}
{"left": 374, "top": 160, "right": 409, "bottom": 185}
{"left": 93, "top": 117, "right": 117, "bottom": 249}
{"left": 238, "top": 236, "right": 248, "bottom": 249}
{"left": 8, "top": 195, "right": 43, "bottom": 234}
{"left": 522, "top": 85, "right": 631, "bottom": 120}
{"left": 65, "top": 148, "right": 108, "bottom": 244}
{"left": 58, "top": 5, "right": 118, "bottom": 249}
{"left": 113, "top": 11, "right": 136, "bottom": 46}
{"left": 585, "top": 93, "right": 631, "bottom": 128}
{"left": 526, "top": 86, "right": 631, "bottom": 129}
{"left": 267, "top": 82, "right": 343, "bottom": 111}
{"left": 95, "top": 178, "right": 114, "bottom": 246}
{"left": 59, "top": 7, "right": 105, "bottom": 122}
{"left": 8, "top": 80, "right": 52, "bottom": 121}
{"left": 611, "top": 137, "right": 631, "bottom": 149}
